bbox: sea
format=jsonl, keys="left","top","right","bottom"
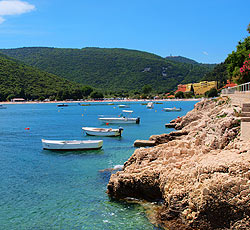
{"left": 0, "top": 100, "right": 197, "bottom": 230}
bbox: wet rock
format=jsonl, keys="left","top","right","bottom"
{"left": 107, "top": 98, "right": 249, "bottom": 229}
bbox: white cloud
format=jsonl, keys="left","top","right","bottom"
{"left": 203, "top": 51, "right": 208, "bottom": 56}
{"left": 0, "top": 0, "right": 35, "bottom": 23}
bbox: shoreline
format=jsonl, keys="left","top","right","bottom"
{"left": 0, "top": 98, "right": 201, "bottom": 105}
{"left": 107, "top": 97, "right": 250, "bottom": 229}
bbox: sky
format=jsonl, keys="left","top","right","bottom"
{"left": 0, "top": 0, "right": 249, "bottom": 64}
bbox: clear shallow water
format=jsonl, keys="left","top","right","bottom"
{"left": 0, "top": 101, "right": 197, "bottom": 229}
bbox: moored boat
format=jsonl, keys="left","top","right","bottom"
{"left": 41, "top": 139, "right": 103, "bottom": 150}
{"left": 98, "top": 110, "right": 140, "bottom": 124}
{"left": 0, "top": 104, "right": 7, "bottom": 109}
{"left": 82, "top": 127, "right": 123, "bottom": 136}
{"left": 57, "top": 103, "right": 68, "bottom": 107}
{"left": 118, "top": 104, "right": 130, "bottom": 108}
{"left": 163, "top": 107, "right": 182, "bottom": 112}
{"left": 146, "top": 102, "right": 154, "bottom": 109}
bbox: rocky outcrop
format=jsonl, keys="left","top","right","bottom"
{"left": 107, "top": 97, "right": 250, "bottom": 229}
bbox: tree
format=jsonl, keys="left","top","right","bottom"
{"left": 90, "top": 91, "right": 104, "bottom": 99}
{"left": 142, "top": 84, "right": 152, "bottom": 94}
{"left": 81, "top": 85, "right": 93, "bottom": 97}
{"left": 184, "top": 91, "right": 194, "bottom": 98}
{"left": 205, "top": 88, "right": 218, "bottom": 98}
{"left": 225, "top": 26, "right": 250, "bottom": 84}
{"left": 175, "top": 91, "right": 184, "bottom": 98}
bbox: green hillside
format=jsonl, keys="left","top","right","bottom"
{"left": 0, "top": 54, "right": 91, "bottom": 101}
{"left": 165, "top": 56, "right": 199, "bottom": 65}
{"left": 0, "top": 47, "right": 215, "bottom": 93}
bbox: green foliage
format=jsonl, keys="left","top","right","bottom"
{"left": 0, "top": 55, "right": 92, "bottom": 101}
{"left": 166, "top": 56, "right": 199, "bottom": 65}
{"left": 0, "top": 47, "right": 215, "bottom": 93}
{"left": 202, "top": 62, "right": 227, "bottom": 88}
{"left": 225, "top": 36, "right": 250, "bottom": 84}
{"left": 90, "top": 91, "right": 104, "bottom": 99}
{"left": 184, "top": 91, "right": 194, "bottom": 98}
{"left": 175, "top": 91, "right": 184, "bottom": 98}
{"left": 205, "top": 88, "right": 218, "bottom": 98}
{"left": 142, "top": 84, "right": 152, "bottom": 94}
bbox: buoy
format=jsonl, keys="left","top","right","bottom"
{"left": 82, "top": 114, "right": 84, "bottom": 116}
{"left": 25, "top": 128, "right": 30, "bottom": 130}
{"left": 155, "top": 110, "right": 157, "bottom": 112}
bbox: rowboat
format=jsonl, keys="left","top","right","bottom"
{"left": 41, "top": 139, "right": 103, "bottom": 150}
{"left": 118, "top": 104, "right": 130, "bottom": 108}
{"left": 82, "top": 127, "right": 123, "bottom": 136}
{"left": 0, "top": 105, "right": 7, "bottom": 109}
{"left": 98, "top": 110, "right": 140, "bottom": 124}
{"left": 163, "top": 107, "right": 182, "bottom": 112}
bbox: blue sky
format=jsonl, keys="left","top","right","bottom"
{"left": 0, "top": 0, "right": 249, "bottom": 63}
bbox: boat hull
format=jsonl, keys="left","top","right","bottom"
{"left": 0, "top": 105, "right": 7, "bottom": 109}
{"left": 82, "top": 127, "right": 123, "bottom": 137}
{"left": 98, "top": 117, "right": 140, "bottom": 124}
{"left": 42, "top": 139, "right": 103, "bottom": 150}
{"left": 163, "top": 108, "right": 181, "bottom": 112}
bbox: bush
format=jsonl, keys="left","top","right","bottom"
{"left": 90, "top": 91, "right": 104, "bottom": 99}
{"left": 205, "top": 88, "right": 218, "bottom": 98}
{"left": 175, "top": 91, "right": 184, "bottom": 98}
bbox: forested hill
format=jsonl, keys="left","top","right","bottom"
{"left": 0, "top": 54, "right": 88, "bottom": 101}
{"left": 0, "top": 47, "right": 215, "bottom": 93}
{"left": 165, "top": 56, "right": 199, "bottom": 65}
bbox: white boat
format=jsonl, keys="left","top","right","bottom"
{"left": 98, "top": 110, "right": 140, "bottom": 124}
{"left": 0, "top": 105, "right": 7, "bottom": 109}
{"left": 163, "top": 107, "right": 182, "bottom": 112}
{"left": 41, "top": 139, "right": 103, "bottom": 150}
{"left": 82, "top": 127, "right": 123, "bottom": 136}
{"left": 118, "top": 104, "right": 130, "bottom": 108}
{"left": 146, "top": 102, "right": 154, "bottom": 109}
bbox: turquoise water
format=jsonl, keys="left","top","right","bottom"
{"left": 0, "top": 101, "right": 197, "bottom": 229}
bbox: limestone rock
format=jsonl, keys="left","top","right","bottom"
{"left": 107, "top": 98, "right": 249, "bottom": 229}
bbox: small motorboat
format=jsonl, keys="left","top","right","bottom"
{"left": 118, "top": 104, "right": 130, "bottom": 108}
{"left": 41, "top": 139, "right": 103, "bottom": 150}
{"left": 98, "top": 110, "right": 140, "bottom": 124}
{"left": 82, "top": 127, "right": 123, "bottom": 137}
{"left": 57, "top": 104, "right": 68, "bottom": 107}
{"left": 0, "top": 104, "right": 7, "bottom": 109}
{"left": 163, "top": 107, "right": 182, "bottom": 112}
{"left": 146, "top": 102, "right": 154, "bottom": 109}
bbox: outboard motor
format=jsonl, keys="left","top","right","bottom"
{"left": 136, "top": 117, "right": 140, "bottom": 124}
{"left": 118, "top": 127, "right": 124, "bottom": 136}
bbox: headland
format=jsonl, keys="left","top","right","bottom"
{"left": 107, "top": 97, "right": 250, "bottom": 229}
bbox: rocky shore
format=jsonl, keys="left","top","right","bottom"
{"left": 107, "top": 97, "right": 250, "bottom": 229}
